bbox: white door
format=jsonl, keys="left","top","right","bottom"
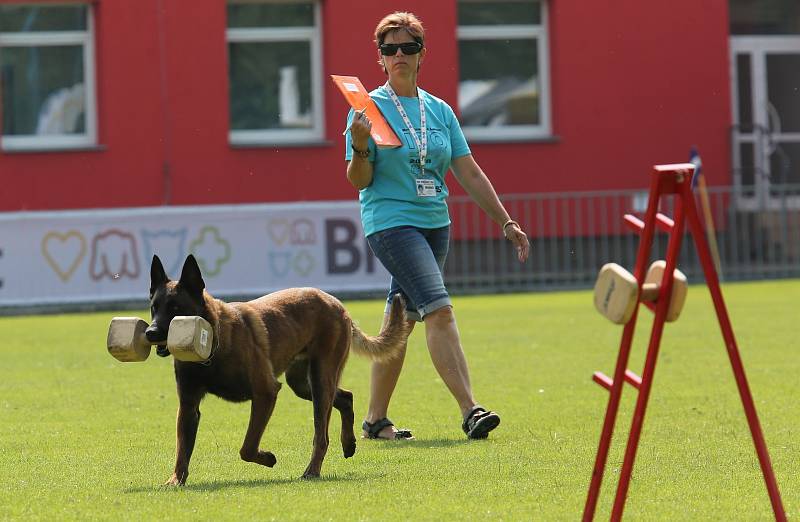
{"left": 730, "top": 36, "right": 800, "bottom": 210}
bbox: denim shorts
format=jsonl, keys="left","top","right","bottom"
{"left": 366, "top": 225, "right": 452, "bottom": 322}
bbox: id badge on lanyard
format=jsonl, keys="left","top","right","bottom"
{"left": 385, "top": 83, "right": 428, "bottom": 182}
{"left": 415, "top": 179, "right": 436, "bottom": 197}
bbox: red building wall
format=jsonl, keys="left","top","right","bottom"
{"left": 0, "top": 0, "right": 731, "bottom": 212}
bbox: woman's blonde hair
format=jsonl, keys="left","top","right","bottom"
{"left": 374, "top": 11, "right": 425, "bottom": 46}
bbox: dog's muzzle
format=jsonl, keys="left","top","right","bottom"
{"left": 145, "top": 325, "right": 170, "bottom": 357}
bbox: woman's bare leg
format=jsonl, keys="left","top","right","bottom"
{"left": 364, "top": 317, "right": 416, "bottom": 439}
{"left": 423, "top": 306, "right": 477, "bottom": 416}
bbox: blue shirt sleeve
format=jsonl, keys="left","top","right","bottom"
{"left": 446, "top": 104, "right": 471, "bottom": 160}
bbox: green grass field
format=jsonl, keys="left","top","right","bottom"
{"left": 1, "top": 280, "right": 797, "bottom": 521}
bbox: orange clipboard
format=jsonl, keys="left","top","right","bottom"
{"left": 331, "top": 75, "right": 402, "bottom": 148}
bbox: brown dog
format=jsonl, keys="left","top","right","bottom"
{"left": 145, "top": 254, "right": 409, "bottom": 485}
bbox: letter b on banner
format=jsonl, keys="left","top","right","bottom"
{"left": 325, "top": 219, "right": 376, "bottom": 274}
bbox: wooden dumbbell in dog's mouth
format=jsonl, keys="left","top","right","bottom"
{"left": 107, "top": 316, "right": 214, "bottom": 362}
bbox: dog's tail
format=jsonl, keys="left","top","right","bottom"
{"left": 350, "top": 294, "right": 411, "bottom": 361}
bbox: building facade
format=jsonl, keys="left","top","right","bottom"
{"left": 1, "top": 0, "right": 739, "bottom": 212}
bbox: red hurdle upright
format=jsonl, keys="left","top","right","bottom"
{"left": 583, "top": 164, "right": 786, "bottom": 521}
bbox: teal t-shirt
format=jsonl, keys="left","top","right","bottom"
{"left": 345, "top": 85, "right": 471, "bottom": 236}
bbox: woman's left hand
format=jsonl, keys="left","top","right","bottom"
{"left": 504, "top": 223, "right": 530, "bottom": 262}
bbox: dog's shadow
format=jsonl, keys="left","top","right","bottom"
{"left": 124, "top": 440, "right": 473, "bottom": 493}
{"left": 124, "top": 473, "right": 372, "bottom": 493}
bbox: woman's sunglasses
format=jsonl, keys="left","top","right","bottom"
{"left": 379, "top": 42, "right": 423, "bottom": 56}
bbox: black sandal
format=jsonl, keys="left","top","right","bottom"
{"left": 362, "top": 418, "right": 414, "bottom": 440}
{"left": 462, "top": 406, "right": 500, "bottom": 439}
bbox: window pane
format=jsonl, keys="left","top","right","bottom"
{"left": 0, "top": 5, "right": 86, "bottom": 32}
{"left": 229, "top": 42, "right": 313, "bottom": 130}
{"left": 770, "top": 143, "right": 800, "bottom": 185}
{"left": 1, "top": 46, "right": 86, "bottom": 136}
{"left": 459, "top": 39, "right": 539, "bottom": 126}
{"left": 767, "top": 54, "right": 800, "bottom": 133}
{"left": 458, "top": 0, "right": 540, "bottom": 26}
{"left": 735, "top": 53, "right": 753, "bottom": 131}
{"left": 227, "top": 2, "right": 313, "bottom": 28}
{"left": 739, "top": 142, "right": 755, "bottom": 186}
{"left": 729, "top": 0, "right": 800, "bottom": 35}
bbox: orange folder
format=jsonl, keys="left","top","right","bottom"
{"left": 331, "top": 75, "right": 402, "bottom": 148}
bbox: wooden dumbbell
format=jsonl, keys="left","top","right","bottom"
{"left": 166, "top": 316, "right": 214, "bottom": 362}
{"left": 106, "top": 316, "right": 214, "bottom": 362}
{"left": 594, "top": 260, "right": 688, "bottom": 325}
{"left": 107, "top": 317, "right": 151, "bottom": 362}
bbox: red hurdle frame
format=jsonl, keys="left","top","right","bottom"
{"left": 583, "top": 164, "right": 786, "bottom": 521}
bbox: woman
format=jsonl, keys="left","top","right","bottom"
{"left": 344, "top": 12, "right": 530, "bottom": 440}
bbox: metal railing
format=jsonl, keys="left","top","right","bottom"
{"left": 444, "top": 184, "right": 800, "bottom": 293}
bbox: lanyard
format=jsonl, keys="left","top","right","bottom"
{"left": 385, "top": 83, "right": 427, "bottom": 177}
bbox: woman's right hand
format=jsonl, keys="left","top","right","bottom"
{"left": 346, "top": 107, "right": 375, "bottom": 190}
{"left": 350, "top": 108, "right": 372, "bottom": 151}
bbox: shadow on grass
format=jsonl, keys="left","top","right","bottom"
{"left": 123, "top": 472, "right": 375, "bottom": 493}
{"left": 123, "top": 440, "right": 480, "bottom": 493}
{"left": 367, "top": 437, "right": 472, "bottom": 450}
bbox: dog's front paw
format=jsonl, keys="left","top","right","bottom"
{"left": 343, "top": 439, "right": 356, "bottom": 459}
{"left": 301, "top": 469, "right": 321, "bottom": 480}
{"left": 162, "top": 473, "right": 186, "bottom": 487}
{"left": 260, "top": 451, "right": 277, "bottom": 467}
{"left": 241, "top": 449, "right": 276, "bottom": 467}
{"left": 156, "top": 345, "right": 170, "bottom": 357}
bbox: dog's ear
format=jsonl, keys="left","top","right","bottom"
{"left": 150, "top": 255, "right": 168, "bottom": 297}
{"left": 178, "top": 254, "right": 206, "bottom": 298}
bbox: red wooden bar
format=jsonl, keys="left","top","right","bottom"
{"left": 592, "top": 370, "right": 642, "bottom": 392}
{"left": 623, "top": 369, "right": 642, "bottom": 389}
{"left": 623, "top": 214, "right": 644, "bottom": 233}
{"left": 592, "top": 371, "right": 613, "bottom": 391}
{"left": 655, "top": 212, "right": 674, "bottom": 233}
{"left": 583, "top": 164, "right": 786, "bottom": 521}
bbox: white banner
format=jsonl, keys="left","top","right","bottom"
{"left": 0, "top": 202, "right": 389, "bottom": 307}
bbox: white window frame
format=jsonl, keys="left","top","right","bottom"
{"left": 730, "top": 35, "right": 800, "bottom": 211}
{"left": 0, "top": 5, "right": 97, "bottom": 151}
{"left": 456, "top": 0, "right": 551, "bottom": 142}
{"left": 226, "top": 1, "right": 324, "bottom": 146}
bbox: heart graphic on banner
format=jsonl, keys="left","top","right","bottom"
{"left": 267, "top": 219, "right": 290, "bottom": 245}
{"left": 268, "top": 252, "right": 292, "bottom": 277}
{"left": 42, "top": 231, "right": 87, "bottom": 282}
